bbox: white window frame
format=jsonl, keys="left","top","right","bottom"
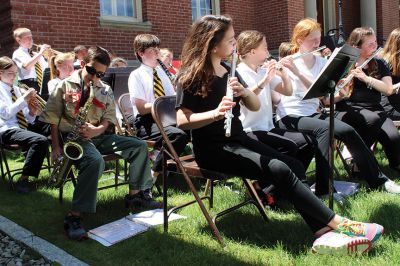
{"left": 100, "top": 0, "right": 143, "bottom": 22}
{"left": 192, "top": 0, "right": 220, "bottom": 22}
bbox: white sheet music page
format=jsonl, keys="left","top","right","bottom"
{"left": 88, "top": 218, "right": 148, "bottom": 246}
{"left": 88, "top": 209, "right": 186, "bottom": 246}
{"left": 125, "top": 208, "right": 186, "bottom": 227}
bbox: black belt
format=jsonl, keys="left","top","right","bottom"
{"left": 20, "top": 78, "right": 37, "bottom": 82}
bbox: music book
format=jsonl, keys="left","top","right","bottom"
{"left": 88, "top": 209, "right": 186, "bottom": 246}
{"left": 303, "top": 44, "right": 360, "bottom": 100}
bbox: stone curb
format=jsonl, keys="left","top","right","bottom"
{"left": 0, "top": 215, "right": 89, "bottom": 266}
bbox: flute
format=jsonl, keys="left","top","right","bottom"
{"left": 275, "top": 45, "right": 327, "bottom": 70}
{"left": 335, "top": 47, "right": 383, "bottom": 96}
{"left": 224, "top": 47, "right": 237, "bottom": 137}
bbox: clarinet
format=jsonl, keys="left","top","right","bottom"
{"left": 224, "top": 47, "right": 237, "bottom": 137}
{"left": 157, "top": 59, "right": 175, "bottom": 82}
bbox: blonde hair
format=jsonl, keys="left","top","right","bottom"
{"left": 237, "top": 30, "right": 265, "bottom": 59}
{"left": 13, "top": 28, "right": 31, "bottom": 39}
{"left": 160, "top": 48, "right": 173, "bottom": 55}
{"left": 279, "top": 42, "right": 294, "bottom": 58}
{"left": 291, "top": 18, "right": 321, "bottom": 54}
{"left": 49, "top": 52, "right": 75, "bottom": 79}
{"left": 0, "top": 56, "right": 15, "bottom": 71}
{"left": 382, "top": 28, "right": 400, "bottom": 76}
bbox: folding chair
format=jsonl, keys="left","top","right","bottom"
{"left": 117, "top": 92, "right": 137, "bottom": 137}
{"left": 151, "top": 95, "right": 268, "bottom": 246}
{"left": 0, "top": 142, "right": 51, "bottom": 190}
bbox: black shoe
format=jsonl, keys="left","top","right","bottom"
{"left": 64, "top": 214, "right": 88, "bottom": 241}
{"left": 142, "top": 188, "right": 153, "bottom": 201}
{"left": 15, "top": 179, "right": 30, "bottom": 194}
{"left": 124, "top": 192, "right": 162, "bottom": 209}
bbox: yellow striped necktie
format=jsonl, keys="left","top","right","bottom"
{"left": 28, "top": 49, "right": 43, "bottom": 89}
{"left": 10, "top": 88, "right": 28, "bottom": 129}
{"left": 153, "top": 68, "right": 165, "bottom": 98}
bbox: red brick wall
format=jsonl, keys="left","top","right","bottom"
{"left": 253, "top": 1, "right": 304, "bottom": 49}
{"left": 1, "top": 0, "right": 398, "bottom": 59}
{"left": 340, "top": 0, "right": 361, "bottom": 38}
{"left": 0, "top": 1, "right": 14, "bottom": 57}
{"left": 4, "top": 0, "right": 192, "bottom": 60}
{"left": 376, "top": 0, "right": 399, "bottom": 43}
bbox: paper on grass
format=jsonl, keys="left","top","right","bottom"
{"left": 88, "top": 218, "right": 148, "bottom": 246}
{"left": 126, "top": 208, "right": 186, "bottom": 227}
{"left": 89, "top": 209, "right": 186, "bottom": 246}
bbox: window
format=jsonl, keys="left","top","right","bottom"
{"left": 100, "top": 0, "right": 138, "bottom": 21}
{"left": 99, "top": 0, "right": 151, "bottom": 31}
{"left": 191, "top": 0, "right": 220, "bottom": 22}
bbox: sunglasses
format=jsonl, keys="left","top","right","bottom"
{"left": 85, "top": 65, "right": 105, "bottom": 78}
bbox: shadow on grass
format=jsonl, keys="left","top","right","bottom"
{"left": 199, "top": 206, "right": 312, "bottom": 256}
{"left": 369, "top": 202, "right": 400, "bottom": 239}
{"left": 0, "top": 179, "right": 264, "bottom": 266}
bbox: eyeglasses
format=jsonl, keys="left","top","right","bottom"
{"left": 85, "top": 65, "right": 105, "bottom": 78}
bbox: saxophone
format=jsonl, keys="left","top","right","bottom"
{"left": 48, "top": 81, "right": 95, "bottom": 188}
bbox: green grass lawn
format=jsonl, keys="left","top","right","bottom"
{"left": 1, "top": 147, "right": 400, "bottom": 265}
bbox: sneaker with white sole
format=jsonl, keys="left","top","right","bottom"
{"left": 383, "top": 180, "right": 400, "bottom": 194}
{"left": 312, "top": 231, "right": 372, "bottom": 255}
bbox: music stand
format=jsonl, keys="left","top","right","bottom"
{"left": 303, "top": 44, "right": 360, "bottom": 209}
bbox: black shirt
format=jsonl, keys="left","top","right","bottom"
{"left": 346, "top": 58, "right": 391, "bottom": 106}
{"left": 381, "top": 70, "right": 400, "bottom": 112}
{"left": 175, "top": 63, "right": 247, "bottom": 148}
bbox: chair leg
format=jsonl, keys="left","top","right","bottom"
{"left": 243, "top": 179, "right": 269, "bottom": 221}
{"left": 0, "top": 151, "right": 5, "bottom": 182}
{"left": 114, "top": 159, "right": 119, "bottom": 190}
{"left": 1, "top": 148, "right": 14, "bottom": 190}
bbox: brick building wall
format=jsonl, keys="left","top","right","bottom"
{"left": 377, "top": 0, "right": 399, "bottom": 42}
{"left": 1, "top": 0, "right": 399, "bottom": 59}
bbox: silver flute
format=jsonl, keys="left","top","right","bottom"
{"left": 335, "top": 47, "right": 383, "bottom": 95}
{"left": 224, "top": 47, "right": 237, "bottom": 137}
{"left": 275, "top": 45, "right": 327, "bottom": 70}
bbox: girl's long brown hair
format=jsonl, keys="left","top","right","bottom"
{"left": 347, "top": 27, "right": 379, "bottom": 79}
{"left": 381, "top": 27, "right": 400, "bottom": 77}
{"left": 178, "top": 15, "right": 232, "bottom": 97}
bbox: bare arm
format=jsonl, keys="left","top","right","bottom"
{"left": 135, "top": 98, "right": 153, "bottom": 115}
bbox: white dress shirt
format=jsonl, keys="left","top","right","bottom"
{"left": 237, "top": 63, "right": 281, "bottom": 132}
{"left": 128, "top": 63, "right": 175, "bottom": 117}
{"left": 275, "top": 55, "right": 327, "bottom": 121}
{"left": 12, "top": 47, "right": 48, "bottom": 80}
{"left": 0, "top": 81, "right": 35, "bottom": 133}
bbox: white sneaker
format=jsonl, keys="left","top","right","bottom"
{"left": 383, "top": 180, "right": 400, "bottom": 194}
{"left": 312, "top": 231, "right": 371, "bottom": 255}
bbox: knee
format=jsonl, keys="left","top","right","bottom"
{"left": 268, "top": 159, "right": 293, "bottom": 180}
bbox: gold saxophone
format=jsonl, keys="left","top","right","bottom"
{"left": 48, "top": 81, "right": 95, "bottom": 188}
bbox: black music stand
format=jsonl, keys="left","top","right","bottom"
{"left": 303, "top": 44, "right": 359, "bottom": 209}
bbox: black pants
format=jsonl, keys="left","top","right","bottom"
{"left": 193, "top": 135, "right": 335, "bottom": 233}
{"left": 336, "top": 102, "right": 400, "bottom": 168}
{"left": 0, "top": 126, "right": 48, "bottom": 178}
{"left": 136, "top": 116, "right": 189, "bottom": 172}
{"left": 247, "top": 128, "right": 315, "bottom": 170}
{"left": 278, "top": 113, "right": 388, "bottom": 195}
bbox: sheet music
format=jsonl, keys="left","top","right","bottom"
{"left": 88, "top": 218, "right": 148, "bottom": 246}
{"left": 88, "top": 209, "right": 186, "bottom": 246}
{"left": 126, "top": 208, "right": 186, "bottom": 227}
{"left": 303, "top": 44, "right": 360, "bottom": 100}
